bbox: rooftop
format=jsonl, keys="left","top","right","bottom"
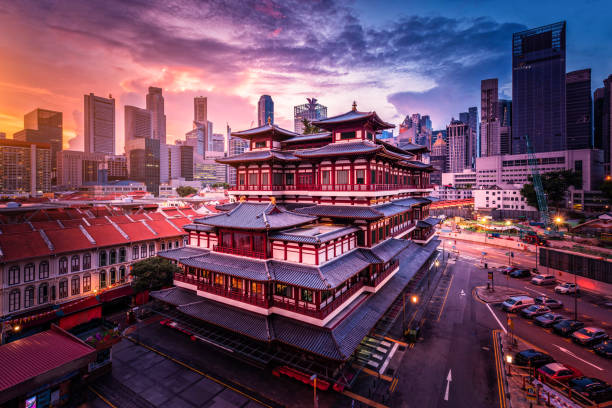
{"left": 312, "top": 105, "right": 394, "bottom": 131}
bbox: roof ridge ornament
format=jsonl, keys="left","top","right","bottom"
{"left": 267, "top": 116, "right": 271, "bottom": 125}
{"left": 352, "top": 101, "right": 357, "bottom": 111}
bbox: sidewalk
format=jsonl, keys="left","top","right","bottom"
{"left": 475, "top": 286, "right": 528, "bottom": 304}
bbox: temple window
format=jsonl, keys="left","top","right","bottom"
{"left": 255, "top": 141, "right": 266, "bottom": 148}
{"left": 285, "top": 173, "right": 294, "bottom": 185}
{"left": 214, "top": 274, "right": 225, "bottom": 286}
{"left": 321, "top": 170, "right": 330, "bottom": 185}
{"left": 356, "top": 169, "right": 365, "bottom": 184}
{"left": 238, "top": 174, "right": 245, "bottom": 186}
{"left": 336, "top": 170, "right": 349, "bottom": 184}
{"left": 275, "top": 283, "right": 292, "bottom": 298}
{"left": 340, "top": 131, "right": 355, "bottom": 140}
{"left": 301, "top": 289, "right": 313, "bottom": 303}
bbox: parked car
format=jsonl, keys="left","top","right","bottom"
{"left": 593, "top": 339, "right": 612, "bottom": 359}
{"left": 555, "top": 282, "right": 579, "bottom": 294}
{"left": 510, "top": 269, "right": 531, "bottom": 278}
{"left": 537, "top": 363, "right": 582, "bottom": 383}
{"left": 514, "top": 349, "right": 555, "bottom": 368}
{"left": 572, "top": 327, "right": 609, "bottom": 346}
{"left": 535, "top": 313, "right": 566, "bottom": 328}
{"left": 520, "top": 305, "right": 551, "bottom": 319}
{"left": 568, "top": 377, "right": 612, "bottom": 404}
{"left": 534, "top": 296, "right": 563, "bottom": 309}
{"left": 553, "top": 320, "right": 585, "bottom": 337}
{"left": 500, "top": 266, "right": 517, "bottom": 275}
{"left": 502, "top": 296, "right": 535, "bottom": 313}
{"left": 531, "top": 275, "right": 556, "bottom": 285}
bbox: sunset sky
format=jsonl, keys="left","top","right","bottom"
{"left": 0, "top": 0, "right": 611, "bottom": 153}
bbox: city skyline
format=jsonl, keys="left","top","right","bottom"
{"left": 1, "top": 1, "right": 611, "bottom": 153}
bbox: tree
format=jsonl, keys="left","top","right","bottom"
{"left": 176, "top": 186, "right": 198, "bottom": 197}
{"left": 130, "top": 257, "right": 181, "bottom": 293}
{"left": 301, "top": 118, "right": 323, "bottom": 135}
{"left": 520, "top": 170, "right": 582, "bottom": 212}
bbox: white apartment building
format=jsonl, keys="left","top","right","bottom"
{"left": 473, "top": 185, "right": 537, "bottom": 212}
{"left": 441, "top": 169, "right": 477, "bottom": 188}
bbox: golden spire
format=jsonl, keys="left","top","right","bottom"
{"left": 267, "top": 116, "right": 271, "bottom": 125}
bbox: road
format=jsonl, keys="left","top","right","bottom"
{"left": 392, "top": 258, "right": 501, "bottom": 408}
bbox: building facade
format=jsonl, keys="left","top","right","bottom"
{"left": 294, "top": 98, "right": 327, "bottom": 134}
{"left": 430, "top": 134, "right": 448, "bottom": 185}
{"left": 480, "top": 79, "right": 500, "bottom": 157}
{"left": 593, "top": 75, "right": 612, "bottom": 169}
{"left": 0, "top": 140, "right": 51, "bottom": 194}
{"left": 441, "top": 170, "right": 477, "bottom": 189}
{"left": 512, "top": 21, "right": 567, "bottom": 154}
{"left": 566, "top": 69, "right": 592, "bottom": 150}
{"left": 473, "top": 185, "right": 538, "bottom": 214}
{"left": 84, "top": 93, "right": 115, "bottom": 155}
{"left": 499, "top": 99, "right": 512, "bottom": 155}
{"left": 146, "top": 87, "right": 166, "bottom": 145}
{"left": 258, "top": 95, "right": 274, "bottom": 126}
{"left": 152, "top": 105, "right": 440, "bottom": 382}
{"left": 447, "top": 120, "right": 474, "bottom": 173}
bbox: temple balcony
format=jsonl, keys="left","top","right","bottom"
{"left": 213, "top": 244, "right": 266, "bottom": 259}
{"left": 366, "top": 259, "right": 399, "bottom": 288}
{"left": 228, "top": 183, "right": 433, "bottom": 195}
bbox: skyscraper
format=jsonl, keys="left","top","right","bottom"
{"left": 194, "top": 96, "right": 207, "bottom": 125}
{"left": 124, "top": 106, "right": 159, "bottom": 195}
{"left": 430, "top": 134, "right": 448, "bottom": 185}
{"left": 499, "top": 99, "right": 512, "bottom": 155}
{"left": 258, "top": 95, "right": 274, "bottom": 126}
{"left": 594, "top": 75, "right": 612, "bottom": 167}
{"left": 480, "top": 79, "right": 500, "bottom": 157}
{"left": 146, "top": 87, "right": 166, "bottom": 144}
{"left": 0, "top": 139, "right": 51, "bottom": 194}
{"left": 294, "top": 98, "right": 327, "bottom": 133}
{"left": 84, "top": 93, "right": 115, "bottom": 154}
{"left": 13, "top": 109, "right": 62, "bottom": 182}
{"left": 447, "top": 119, "right": 471, "bottom": 173}
{"left": 124, "top": 106, "right": 152, "bottom": 142}
{"left": 512, "top": 21, "right": 566, "bottom": 154}
{"left": 566, "top": 69, "right": 592, "bottom": 150}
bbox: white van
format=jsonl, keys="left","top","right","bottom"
{"left": 502, "top": 295, "right": 535, "bottom": 312}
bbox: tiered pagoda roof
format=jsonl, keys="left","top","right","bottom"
{"left": 230, "top": 123, "right": 302, "bottom": 140}
{"left": 313, "top": 104, "right": 395, "bottom": 131}
{"left": 215, "top": 150, "right": 299, "bottom": 164}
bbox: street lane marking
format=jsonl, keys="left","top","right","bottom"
{"left": 522, "top": 286, "right": 547, "bottom": 296}
{"left": 342, "top": 390, "right": 389, "bottom": 408}
{"left": 486, "top": 303, "right": 507, "bottom": 334}
{"left": 88, "top": 386, "right": 118, "bottom": 408}
{"left": 553, "top": 344, "right": 604, "bottom": 371}
{"left": 437, "top": 274, "right": 454, "bottom": 322}
{"left": 492, "top": 330, "right": 507, "bottom": 408}
{"left": 444, "top": 369, "right": 452, "bottom": 401}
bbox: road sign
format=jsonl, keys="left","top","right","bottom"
{"left": 525, "top": 386, "right": 537, "bottom": 402}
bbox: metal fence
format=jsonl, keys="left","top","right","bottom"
{"left": 539, "top": 248, "right": 612, "bottom": 284}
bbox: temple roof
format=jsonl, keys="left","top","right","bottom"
{"left": 268, "top": 225, "right": 360, "bottom": 244}
{"left": 294, "top": 205, "right": 385, "bottom": 220}
{"left": 231, "top": 123, "right": 302, "bottom": 140}
{"left": 294, "top": 141, "right": 381, "bottom": 158}
{"left": 215, "top": 150, "right": 298, "bottom": 164}
{"left": 416, "top": 217, "right": 442, "bottom": 228}
{"left": 312, "top": 107, "right": 394, "bottom": 131}
{"left": 194, "top": 203, "right": 317, "bottom": 231}
{"left": 281, "top": 132, "right": 332, "bottom": 144}
{"left": 391, "top": 197, "right": 432, "bottom": 207}
{"left": 397, "top": 141, "right": 429, "bottom": 153}
{"left": 372, "top": 203, "right": 409, "bottom": 217}
{"left": 151, "top": 239, "right": 440, "bottom": 361}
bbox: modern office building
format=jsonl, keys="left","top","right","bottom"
{"left": 84, "top": 93, "right": 115, "bottom": 154}
{"left": 566, "top": 69, "right": 592, "bottom": 150}
{"left": 593, "top": 75, "right": 612, "bottom": 169}
{"left": 498, "top": 99, "right": 512, "bottom": 155}
{"left": 430, "top": 134, "right": 448, "bottom": 185}
{"left": 512, "top": 21, "right": 566, "bottom": 154}
{"left": 258, "top": 95, "right": 274, "bottom": 126}
{"left": 441, "top": 170, "right": 477, "bottom": 189}
{"left": 480, "top": 79, "right": 500, "bottom": 157}
{"left": 161, "top": 144, "right": 194, "bottom": 183}
{"left": 125, "top": 138, "right": 160, "bottom": 196}
{"left": 57, "top": 150, "right": 105, "bottom": 188}
{"left": 13, "top": 109, "right": 63, "bottom": 182}
{"left": 473, "top": 185, "right": 538, "bottom": 219}
{"left": 0, "top": 139, "right": 51, "bottom": 194}
{"left": 185, "top": 126, "right": 205, "bottom": 157}
{"left": 294, "top": 98, "right": 327, "bottom": 134}
{"left": 146, "top": 87, "right": 166, "bottom": 145}
{"left": 447, "top": 119, "right": 473, "bottom": 173}
{"left": 194, "top": 96, "right": 207, "bottom": 125}
{"left": 124, "top": 106, "right": 152, "bottom": 143}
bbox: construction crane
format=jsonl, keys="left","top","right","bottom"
{"left": 524, "top": 134, "right": 552, "bottom": 228}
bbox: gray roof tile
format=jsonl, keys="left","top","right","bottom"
{"left": 268, "top": 226, "right": 360, "bottom": 244}
{"left": 295, "top": 141, "right": 380, "bottom": 158}
{"left": 150, "top": 286, "right": 201, "bottom": 306}
{"left": 294, "top": 205, "right": 383, "bottom": 220}
{"left": 157, "top": 247, "right": 209, "bottom": 261}
{"left": 194, "top": 203, "right": 317, "bottom": 230}
{"left": 182, "top": 253, "right": 270, "bottom": 281}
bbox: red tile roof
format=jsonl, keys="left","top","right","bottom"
{"left": 44, "top": 227, "right": 94, "bottom": 254}
{"left": 114, "top": 221, "right": 158, "bottom": 242}
{"left": 128, "top": 213, "right": 151, "bottom": 221}
{"left": 179, "top": 208, "right": 199, "bottom": 217}
{"left": 84, "top": 224, "right": 130, "bottom": 247}
{"left": 107, "top": 215, "right": 133, "bottom": 224}
{"left": 31, "top": 220, "right": 64, "bottom": 231}
{"left": 0, "top": 223, "right": 33, "bottom": 234}
{"left": 0, "top": 231, "right": 52, "bottom": 262}
{"left": 88, "top": 217, "right": 110, "bottom": 226}
{"left": 0, "top": 326, "right": 95, "bottom": 396}
{"left": 168, "top": 217, "right": 192, "bottom": 229}
{"left": 147, "top": 212, "right": 167, "bottom": 221}
{"left": 60, "top": 219, "right": 86, "bottom": 228}
{"left": 145, "top": 219, "right": 186, "bottom": 239}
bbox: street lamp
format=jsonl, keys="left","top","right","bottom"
{"left": 505, "top": 355, "right": 513, "bottom": 376}
{"left": 411, "top": 295, "right": 419, "bottom": 304}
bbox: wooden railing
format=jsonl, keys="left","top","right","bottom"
{"left": 229, "top": 183, "right": 427, "bottom": 192}
{"left": 369, "top": 260, "right": 399, "bottom": 287}
{"left": 213, "top": 245, "right": 266, "bottom": 259}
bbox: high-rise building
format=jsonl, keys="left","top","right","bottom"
{"left": 430, "top": 134, "right": 448, "bottom": 185}
{"left": 258, "top": 95, "right": 274, "bottom": 126}
{"left": 566, "top": 69, "right": 592, "bottom": 150}
{"left": 124, "top": 106, "right": 153, "bottom": 143}
{"left": 194, "top": 96, "right": 207, "bottom": 124}
{"left": 480, "top": 79, "right": 500, "bottom": 157}
{"left": 447, "top": 119, "right": 472, "bottom": 173}
{"left": 57, "top": 151, "right": 127, "bottom": 188}
{"left": 124, "top": 105, "right": 158, "bottom": 195}
{"left": 0, "top": 139, "right": 51, "bottom": 194}
{"left": 594, "top": 75, "right": 612, "bottom": 168}
{"left": 512, "top": 21, "right": 566, "bottom": 154}
{"left": 294, "top": 98, "right": 327, "bottom": 133}
{"left": 84, "top": 93, "right": 115, "bottom": 154}
{"left": 161, "top": 144, "right": 194, "bottom": 183}
{"left": 146, "top": 87, "right": 166, "bottom": 145}
{"left": 185, "top": 126, "right": 205, "bottom": 157}
{"left": 13, "top": 109, "right": 62, "bottom": 182}
{"left": 0, "top": 132, "right": 6, "bottom": 139}
{"left": 498, "top": 99, "right": 512, "bottom": 155}
{"left": 211, "top": 133, "right": 225, "bottom": 153}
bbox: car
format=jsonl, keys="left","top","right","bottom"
{"left": 572, "top": 327, "right": 609, "bottom": 346}
{"left": 553, "top": 320, "right": 585, "bottom": 337}
{"left": 534, "top": 296, "right": 563, "bottom": 309}
{"left": 514, "top": 349, "right": 555, "bottom": 368}
{"left": 568, "top": 377, "right": 612, "bottom": 404}
{"left": 555, "top": 282, "right": 579, "bottom": 294}
{"left": 535, "top": 313, "right": 566, "bottom": 327}
{"left": 510, "top": 269, "right": 531, "bottom": 278}
{"left": 593, "top": 339, "right": 612, "bottom": 359}
{"left": 520, "top": 305, "right": 551, "bottom": 319}
{"left": 500, "top": 266, "right": 518, "bottom": 275}
{"left": 502, "top": 296, "right": 535, "bottom": 312}
{"left": 531, "top": 274, "right": 556, "bottom": 285}
{"left": 537, "top": 363, "right": 582, "bottom": 383}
